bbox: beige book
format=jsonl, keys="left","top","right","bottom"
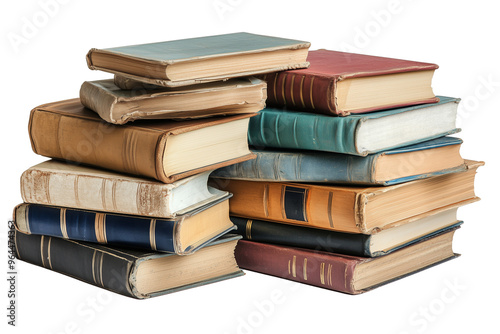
{"left": 21, "top": 160, "right": 228, "bottom": 218}
{"left": 80, "top": 77, "right": 266, "bottom": 125}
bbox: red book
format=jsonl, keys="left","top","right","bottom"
{"left": 263, "top": 49, "right": 439, "bottom": 116}
{"left": 235, "top": 228, "right": 458, "bottom": 294}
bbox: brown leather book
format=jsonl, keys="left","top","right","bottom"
{"left": 262, "top": 49, "right": 439, "bottom": 116}
{"left": 210, "top": 160, "right": 482, "bottom": 233}
{"left": 29, "top": 98, "right": 255, "bottom": 183}
{"left": 235, "top": 228, "right": 458, "bottom": 294}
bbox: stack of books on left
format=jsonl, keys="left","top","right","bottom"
{"left": 13, "top": 33, "right": 311, "bottom": 299}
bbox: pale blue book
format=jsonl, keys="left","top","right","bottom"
{"left": 248, "top": 96, "right": 460, "bottom": 156}
{"left": 211, "top": 137, "right": 465, "bottom": 185}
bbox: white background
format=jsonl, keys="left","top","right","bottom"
{"left": 1, "top": 0, "right": 498, "bottom": 333}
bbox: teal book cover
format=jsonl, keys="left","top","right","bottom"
{"left": 211, "top": 137, "right": 466, "bottom": 185}
{"left": 248, "top": 96, "right": 460, "bottom": 156}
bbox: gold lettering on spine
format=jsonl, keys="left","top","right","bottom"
{"left": 281, "top": 73, "right": 287, "bottom": 105}
{"left": 95, "top": 213, "right": 107, "bottom": 244}
{"left": 60, "top": 208, "right": 68, "bottom": 239}
{"left": 245, "top": 220, "right": 253, "bottom": 240}
{"left": 292, "top": 256, "right": 297, "bottom": 278}
{"left": 290, "top": 74, "right": 296, "bottom": 106}
{"left": 263, "top": 184, "right": 269, "bottom": 217}
{"left": 149, "top": 219, "right": 157, "bottom": 251}
{"left": 320, "top": 262, "right": 325, "bottom": 285}
{"left": 303, "top": 258, "right": 308, "bottom": 281}
{"left": 299, "top": 75, "right": 306, "bottom": 108}
{"left": 309, "top": 77, "right": 316, "bottom": 109}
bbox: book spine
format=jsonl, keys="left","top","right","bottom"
{"left": 209, "top": 179, "right": 360, "bottom": 233}
{"left": 20, "top": 168, "right": 172, "bottom": 217}
{"left": 28, "top": 108, "right": 166, "bottom": 182}
{"left": 14, "top": 231, "right": 137, "bottom": 298}
{"left": 235, "top": 240, "right": 360, "bottom": 294}
{"left": 231, "top": 217, "right": 370, "bottom": 257}
{"left": 262, "top": 72, "right": 336, "bottom": 115}
{"left": 15, "top": 204, "right": 178, "bottom": 253}
{"left": 79, "top": 81, "right": 117, "bottom": 124}
{"left": 247, "top": 109, "right": 361, "bottom": 155}
{"left": 211, "top": 151, "right": 378, "bottom": 184}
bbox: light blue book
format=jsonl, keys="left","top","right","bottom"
{"left": 211, "top": 137, "right": 466, "bottom": 185}
{"left": 248, "top": 96, "right": 460, "bottom": 156}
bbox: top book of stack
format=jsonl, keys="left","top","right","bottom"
{"left": 86, "top": 32, "right": 311, "bottom": 87}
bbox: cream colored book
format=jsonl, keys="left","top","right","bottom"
{"left": 80, "top": 77, "right": 266, "bottom": 124}
{"left": 21, "top": 160, "right": 229, "bottom": 218}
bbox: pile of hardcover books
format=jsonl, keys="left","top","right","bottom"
{"left": 13, "top": 33, "right": 311, "bottom": 299}
{"left": 14, "top": 32, "right": 483, "bottom": 298}
{"left": 211, "top": 49, "right": 483, "bottom": 294}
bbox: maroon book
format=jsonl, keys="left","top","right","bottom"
{"left": 235, "top": 228, "right": 458, "bottom": 294}
{"left": 262, "top": 49, "right": 439, "bottom": 116}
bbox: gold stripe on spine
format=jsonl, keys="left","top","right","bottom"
{"left": 122, "top": 130, "right": 139, "bottom": 175}
{"left": 60, "top": 208, "right": 68, "bottom": 239}
{"left": 288, "top": 260, "right": 291, "bottom": 275}
{"left": 40, "top": 235, "right": 46, "bottom": 268}
{"left": 320, "top": 262, "right": 325, "bottom": 285}
{"left": 245, "top": 220, "right": 253, "bottom": 240}
{"left": 99, "top": 253, "right": 105, "bottom": 287}
{"left": 91, "top": 250, "right": 97, "bottom": 285}
{"left": 111, "top": 180, "right": 118, "bottom": 212}
{"left": 290, "top": 74, "right": 296, "bottom": 106}
{"left": 302, "top": 189, "right": 308, "bottom": 222}
{"left": 328, "top": 264, "right": 333, "bottom": 286}
{"left": 280, "top": 185, "right": 286, "bottom": 220}
{"left": 149, "top": 219, "right": 157, "bottom": 251}
{"left": 303, "top": 258, "right": 308, "bottom": 281}
{"left": 299, "top": 75, "right": 306, "bottom": 108}
{"left": 309, "top": 77, "right": 316, "bottom": 109}
{"left": 328, "top": 192, "right": 334, "bottom": 228}
{"left": 272, "top": 73, "right": 279, "bottom": 102}
{"left": 101, "top": 179, "right": 107, "bottom": 211}
{"left": 281, "top": 73, "right": 287, "bottom": 105}
{"left": 263, "top": 184, "right": 269, "bottom": 217}
{"left": 292, "top": 256, "right": 297, "bottom": 278}
{"left": 74, "top": 176, "right": 80, "bottom": 207}
{"left": 95, "top": 213, "right": 107, "bottom": 244}
{"left": 47, "top": 237, "right": 53, "bottom": 270}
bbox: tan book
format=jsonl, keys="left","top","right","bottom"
{"left": 210, "top": 160, "right": 483, "bottom": 233}
{"left": 21, "top": 160, "right": 229, "bottom": 218}
{"left": 29, "top": 98, "right": 255, "bottom": 183}
{"left": 86, "top": 32, "right": 310, "bottom": 87}
{"left": 80, "top": 77, "right": 266, "bottom": 125}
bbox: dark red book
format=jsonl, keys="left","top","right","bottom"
{"left": 262, "top": 49, "right": 439, "bottom": 116}
{"left": 235, "top": 228, "right": 458, "bottom": 294}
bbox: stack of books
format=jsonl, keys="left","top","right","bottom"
{"left": 210, "top": 49, "right": 483, "bottom": 294}
{"left": 12, "top": 33, "right": 312, "bottom": 299}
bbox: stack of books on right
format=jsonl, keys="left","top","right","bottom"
{"left": 210, "top": 50, "right": 484, "bottom": 294}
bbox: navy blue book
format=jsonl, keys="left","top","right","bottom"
{"left": 248, "top": 96, "right": 460, "bottom": 156}
{"left": 14, "top": 196, "right": 234, "bottom": 255}
{"left": 211, "top": 137, "right": 465, "bottom": 185}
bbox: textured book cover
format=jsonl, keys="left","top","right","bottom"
{"left": 86, "top": 32, "right": 310, "bottom": 87}
{"left": 212, "top": 137, "right": 465, "bottom": 185}
{"left": 14, "top": 231, "right": 243, "bottom": 299}
{"left": 235, "top": 229, "right": 458, "bottom": 294}
{"left": 28, "top": 98, "right": 255, "bottom": 183}
{"left": 14, "top": 196, "right": 234, "bottom": 255}
{"left": 262, "top": 49, "right": 438, "bottom": 115}
{"left": 248, "top": 96, "right": 460, "bottom": 156}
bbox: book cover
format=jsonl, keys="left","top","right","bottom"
{"left": 14, "top": 196, "right": 234, "bottom": 255}
{"left": 86, "top": 32, "right": 310, "bottom": 87}
{"left": 211, "top": 137, "right": 465, "bottom": 185}
{"left": 235, "top": 229, "right": 458, "bottom": 294}
{"left": 80, "top": 77, "right": 267, "bottom": 124}
{"left": 28, "top": 98, "right": 255, "bottom": 183}
{"left": 210, "top": 160, "right": 482, "bottom": 233}
{"left": 21, "top": 160, "right": 228, "bottom": 218}
{"left": 248, "top": 96, "right": 460, "bottom": 156}
{"left": 14, "top": 231, "right": 243, "bottom": 299}
{"left": 262, "top": 49, "right": 439, "bottom": 115}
